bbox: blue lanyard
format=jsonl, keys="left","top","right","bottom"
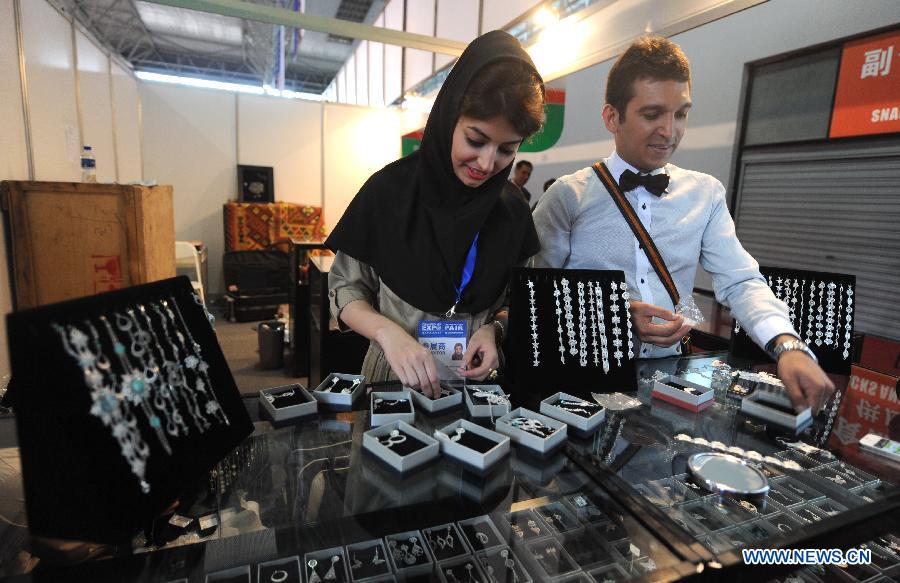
{"left": 446, "top": 232, "right": 479, "bottom": 317}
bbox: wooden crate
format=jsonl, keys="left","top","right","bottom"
{"left": 1, "top": 181, "right": 176, "bottom": 310}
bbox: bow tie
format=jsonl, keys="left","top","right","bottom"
{"left": 618, "top": 169, "right": 669, "bottom": 196}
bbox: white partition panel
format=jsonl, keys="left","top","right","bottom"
{"left": 21, "top": 0, "right": 81, "bottom": 181}
{"left": 345, "top": 55, "right": 357, "bottom": 105}
{"left": 481, "top": 0, "right": 542, "bottom": 33}
{"left": 337, "top": 67, "right": 347, "bottom": 103}
{"left": 237, "top": 94, "right": 322, "bottom": 206}
{"left": 369, "top": 37, "right": 385, "bottom": 107}
{"left": 355, "top": 41, "right": 369, "bottom": 107}
{"left": 435, "top": 0, "right": 476, "bottom": 70}
{"left": 111, "top": 62, "right": 142, "bottom": 182}
{"left": 141, "top": 83, "right": 236, "bottom": 294}
{"left": 75, "top": 30, "right": 116, "bottom": 183}
{"left": 403, "top": 0, "right": 434, "bottom": 90}
{"left": 383, "top": 0, "right": 403, "bottom": 104}
{"left": 0, "top": 0, "right": 28, "bottom": 181}
{"left": 323, "top": 104, "right": 401, "bottom": 230}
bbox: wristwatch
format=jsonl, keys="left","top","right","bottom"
{"left": 771, "top": 339, "right": 818, "bottom": 363}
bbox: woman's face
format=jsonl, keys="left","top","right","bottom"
{"left": 450, "top": 115, "right": 524, "bottom": 188}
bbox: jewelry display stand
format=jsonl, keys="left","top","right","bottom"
{"left": 362, "top": 421, "right": 440, "bottom": 473}
{"left": 369, "top": 391, "right": 415, "bottom": 427}
{"left": 509, "top": 268, "right": 637, "bottom": 402}
{"left": 6, "top": 276, "right": 253, "bottom": 542}
{"left": 729, "top": 266, "right": 856, "bottom": 375}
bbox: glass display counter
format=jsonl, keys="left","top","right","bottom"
{"left": 0, "top": 352, "right": 898, "bottom": 582}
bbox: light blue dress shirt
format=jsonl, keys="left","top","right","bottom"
{"left": 532, "top": 151, "right": 795, "bottom": 358}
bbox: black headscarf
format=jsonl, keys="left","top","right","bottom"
{"left": 326, "top": 30, "right": 542, "bottom": 315}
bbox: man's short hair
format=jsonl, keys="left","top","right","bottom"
{"left": 606, "top": 36, "right": 691, "bottom": 118}
{"left": 515, "top": 160, "right": 533, "bottom": 170}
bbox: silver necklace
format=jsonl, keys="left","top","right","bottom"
{"left": 587, "top": 283, "right": 599, "bottom": 367}
{"left": 527, "top": 279, "right": 540, "bottom": 367}
{"left": 553, "top": 279, "right": 566, "bottom": 365}
{"left": 561, "top": 278, "right": 577, "bottom": 357}
{"left": 576, "top": 281, "right": 588, "bottom": 367}
{"left": 609, "top": 282, "right": 623, "bottom": 367}
{"left": 621, "top": 282, "right": 634, "bottom": 359}
{"left": 594, "top": 282, "right": 610, "bottom": 373}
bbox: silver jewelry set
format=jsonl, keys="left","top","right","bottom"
{"left": 349, "top": 545, "right": 386, "bottom": 572}
{"left": 306, "top": 555, "right": 341, "bottom": 583}
{"left": 508, "top": 416, "right": 556, "bottom": 438}
{"left": 378, "top": 429, "right": 407, "bottom": 448}
{"left": 388, "top": 537, "right": 425, "bottom": 566}
{"left": 538, "top": 277, "right": 633, "bottom": 372}
{"left": 321, "top": 376, "right": 361, "bottom": 394}
{"left": 554, "top": 398, "right": 601, "bottom": 417}
{"left": 264, "top": 388, "right": 296, "bottom": 406}
{"left": 481, "top": 548, "right": 520, "bottom": 583}
{"left": 54, "top": 297, "right": 229, "bottom": 493}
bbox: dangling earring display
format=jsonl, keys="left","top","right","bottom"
{"left": 609, "top": 282, "right": 623, "bottom": 367}
{"left": 527, "top": 279, "right": 539, "bottom": 367}
{"left": 594, "top": 282, "right": 610, "bottom": 373}
{"left": 553, "top": 279, "right": 566, "bottom": 365}
{"left": 576, "top": 281, "right": 588, "bottom": 367}
{"left": 561, "top": 278, "right": 577, "bottom": 357}
{"left": 825, "top": 282, "right": 836, "bottom": 346}
{"left": 587, "top": 283, "right": 599, "bottom": 367}
{"left": 621, "top": 282, "right": 634, "bottom": 359}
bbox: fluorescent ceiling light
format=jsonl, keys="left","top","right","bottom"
{"left": 135, "top": 1, "right": 243, "bottom": 45}
{"left": 136, "top": 71, "right": 323, "bottom": 101}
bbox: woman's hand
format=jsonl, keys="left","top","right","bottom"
{"left": 459, "top": 323, "right": 500, "bottom": 381}
{"left": 375, "top": 325, "right": 442, "bottom": 397}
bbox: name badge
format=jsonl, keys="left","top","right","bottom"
{"left": 417, "top": 319, "right": 467, "bottom": 370}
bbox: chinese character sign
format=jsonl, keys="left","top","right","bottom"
{"left": 828, "top": 365, "right": 900, "bottom": 451}
{"left": 830, "top": 29, "right": 900, "bottom": 138}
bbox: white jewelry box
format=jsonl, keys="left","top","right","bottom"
{"left": 463, "top": 385, "right": 511, "bottom": 420}
{"left": 495, "top": 407, "right": 568, "bottom": 457}
{"left": 259, "top": 383, "right": 317, "bottom": 423}
{"left": 362, "top": 420, "right": 439, "bottom": 473}
{"left": 385, "top": 529, "right": 434, "bottom": 576}
{"left": 303, "top": 547, "right": 349, "bottom": 583}
{"left": 741, "top": 388, "right": 811, "bottom": 431}
{"left": 406, "top": 383, "right": 463, "bottom": 414}
{"left": 313, "top": 373, "right": 365, "bottom": 411}
{"left": 539, "top": 392, "right": 606, "bottom": 436}
{"left": 370, "top": 391, "right": 415, "bottom": 427}
{"left": 434, "top": 419, "right": 509, "bottom": 473}
{"left": 651, "top": 375, "right": 715, "bottom": 412}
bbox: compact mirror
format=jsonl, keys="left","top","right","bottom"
{"left": 687, "top": 452, "right": 770, "bottom": 497}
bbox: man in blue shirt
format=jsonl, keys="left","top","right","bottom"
{"left": 533, "top": 36, "right": 833, "bottom": 411}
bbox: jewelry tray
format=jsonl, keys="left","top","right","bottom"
{"left": 463, "top": 385, "right": 511, "bottom": 419}
{"left": 508, "top": 267, "right": 638, "bottom": 403}
{"left": 539, "top": 391, "right": 606, "bottom": 435}
{"left": 259, "top": 383, "right": 317, "bottom": 423}
{"left": 5, "top": 276, "right": 254, "bottom": 543}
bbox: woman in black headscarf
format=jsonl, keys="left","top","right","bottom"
{"left": 326, "top": 30, "right": 544, "bottom": 397}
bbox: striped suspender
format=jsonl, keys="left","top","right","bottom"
{"left": 591, "top": 161, "right": 681, "bottom": 308}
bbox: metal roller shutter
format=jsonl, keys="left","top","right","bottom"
{"left": 733, "top": 139, "right": 900, "bottom": 339}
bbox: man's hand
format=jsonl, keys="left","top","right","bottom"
{"left": 773, "top": 336, "right": 835, "bottom": 412}
{"left": 628, "top": 300, "right": 693, "bottom": 347}
{"left": 375, "top": 326, "right": 441, "bottom": 398}
{"left": 459, "top": 324, "right": 500, "bottom": 381}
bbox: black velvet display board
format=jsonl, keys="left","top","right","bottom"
{"left": 6, "top": 276, "right": 254, "bottom": 542}
{"left": 508, "top": 268, "right": 637, "bottom": 401}
{"left": 729, "top": 267, "right": 856, "bottom": 375}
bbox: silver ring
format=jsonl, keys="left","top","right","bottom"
{"left": 270, "top": 569, "right": 288, "bottom": 583}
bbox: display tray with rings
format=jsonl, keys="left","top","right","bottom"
{"left": 369, "top": 391, "right": 415, "bottom": 426}
{"left": 312, "top": 372, "right": 365, "bottom": 410}
{"left": 362, "top": 420, "right": 440, "bottom": 473}
{"left": 259, "top": 383, "right": 317, "bottom": 422}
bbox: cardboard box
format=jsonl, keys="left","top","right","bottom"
{"left": 385, "top": 530, "right": 433, "bottom": 576}
{"left": 495, "top": 407, "right": 567, "bottom": 457}
{"left": 313, "top": 373, "right": 365, "bottom": 410}
{"left": 370, "top": 391, "right": 415, "bottom": 427}
{"left": 406, "top": 384, "right": 463, "bottom": 414}
{"left": 540, "top": 392, "right": 606, "bottom": 435}
{"left": 259, "top": 384, "right": 317, "bottom": 422}
{"left": 651, "top": 376, "right": 714, "bottom": 412}
{"left": 362, "top": 421, "right": 439, "bottom": 473}
{"left": 463, "top": 385, "right": 511, "bottom": 420}
{"left": 303, "top": 547, "right": 349, "bottom": 583}
{"left": 434, "top": 419, "right": 509, "bottom": 472}
{"left": 741, "top": 390, "right": 811, "bottom": 431}
{"left": 1, "top": 181, "right": 175, "bottom": 309}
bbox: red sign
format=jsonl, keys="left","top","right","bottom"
{"left": 828, "top": 364, "right": 900, "bottom": 450}
{"left": 830, "top": 28, "right": 900, "bottom": 138}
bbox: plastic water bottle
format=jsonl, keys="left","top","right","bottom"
{"left": 81, "top": 146, "right": 97, "bottom": 182}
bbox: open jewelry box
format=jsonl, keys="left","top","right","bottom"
{"left": 344, "top": 539, "right": 391, "bottom": 581}
{"left": 313, "top": 372, "right": 365, "bottom": 410}
{"left": 257, "top": 556, "right": 302, "bottom": 583}
{"left": 434, "top": 419, "right": 509, "bottom": 473}
{"left": 508, "top": 267, "right": 638, "bottom": 404}
{"left": 259, "top": 383, "right": 317, "bottom": 423}
{"left": 463, "top": 384, "right": 511, "bottom": 420}
{"left": 5, "top": 276, "right": 254, "bottom": 542}
{"left": 370, "top": 391, "right": 415, "bottom": 427}
{"left": 495, "top": 407, "right": 568, "bottom": 457}
{"left": 362, "top": 420, "right": 440, "bottom": 473}
{"left": 406, "top": 382, "right": 463, "bottom": 414}
{"left": 741, "top": 382, "right": 812, "bottom": 432}
{"left": 385, "top": 529, "right": 434, "bottom": 576}
{"left": 539, "top": 391, "right": 606, "bottom": 436}
{"left": 303, "top": 546, "right": 349, "bottom": 583}
{"left": 651, "top": 375, "right": 715, "bottom": 412}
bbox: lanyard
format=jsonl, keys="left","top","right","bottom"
{"left": 446, "top": 232, "right": 479, "bottom": 317}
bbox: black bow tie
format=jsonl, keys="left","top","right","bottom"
{"left": 618, "top": 169, "right": 669, "bottom": 196}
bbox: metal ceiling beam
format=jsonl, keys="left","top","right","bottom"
{"left": 142, "top": 0, "right": 467, "bottom": 56}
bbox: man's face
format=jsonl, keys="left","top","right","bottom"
{"left": 602, "top": 78, "right": 691, "bottom": 172}
{"left": 512, "top": 164, "right": 532, "bottom": 187}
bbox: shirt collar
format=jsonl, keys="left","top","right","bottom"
{"left": 606, "top": 151, "right": 668, "bottom": 182}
